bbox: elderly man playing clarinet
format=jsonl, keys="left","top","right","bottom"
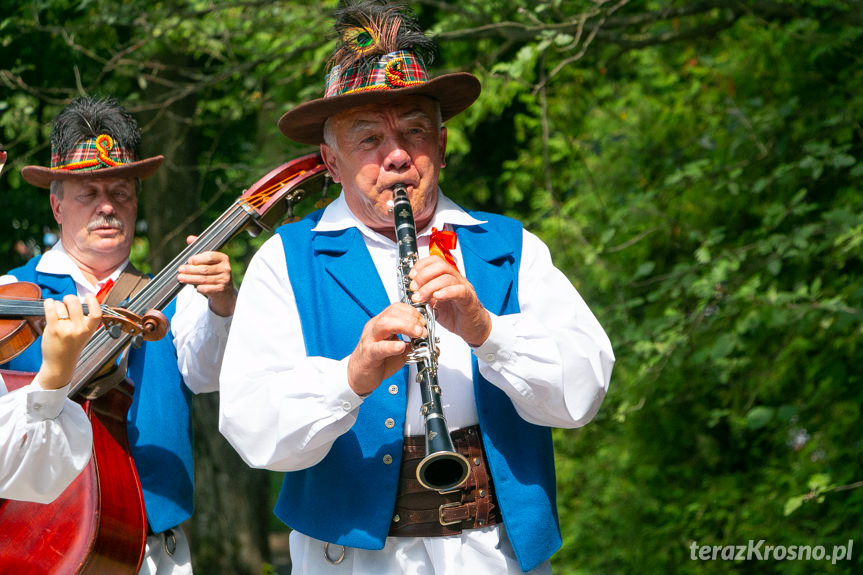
{"left": 219, "top": 1, "right": 614, "bottom": 573}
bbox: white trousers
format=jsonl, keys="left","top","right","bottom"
{"left": 139, "top": 527, "right": 193, "bottom": 575}
{"left": 288, "top": 525, "right": 553, "bottom": 575}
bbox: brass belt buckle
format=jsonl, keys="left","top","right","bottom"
{"left": 439, "top": 502, "right": 462, "bottom": 526}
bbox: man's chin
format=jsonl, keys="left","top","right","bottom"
{"left": 86, "top": 236, "right": 130, "bottom": 254}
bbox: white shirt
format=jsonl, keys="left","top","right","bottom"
{"left": 0, "top": 374, "right": 92, "bottom": 503}
{"left": 219, "top": 191, "right": 614, "bottom": 574}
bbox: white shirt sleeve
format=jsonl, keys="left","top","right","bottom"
{"left": 218, "top": 238, "right": 364, "bottom": 472}
{"left": 0, "top": 375, "right": 93, "bottom": 503}
{"left": 172, "top": 285, "right": 233, "bottom": 394}
{"left": 473, "top": 229, "right": 614, "bottom": 428}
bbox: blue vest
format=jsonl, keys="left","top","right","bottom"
{"left": 274, "top": 210, "right": 561, "bottom": 572}
{"left": 5, "top": 256, "right": 194, "bottom": 533}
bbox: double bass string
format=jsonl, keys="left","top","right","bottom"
{"left": 71, "top": 200, "right": 250, "bottom": 387}
{"left": 70, "top": 155, "right": 326, "bottom": 395}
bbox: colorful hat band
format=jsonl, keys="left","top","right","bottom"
{"left": 51, "top": 134, "right": 138, "bottom": 172}
{"left": 324, "top": 49, "right": 429, "bottom": 98}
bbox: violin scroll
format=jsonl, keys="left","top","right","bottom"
{"left": 100, "top": 307, "right": 169, "bottom": 346}
{"left": 140, "top": 309, "right": 169, "bottom": 341}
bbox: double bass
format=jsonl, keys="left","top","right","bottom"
{"left": 0, "top": 153, "right": 329, "bottom": 574}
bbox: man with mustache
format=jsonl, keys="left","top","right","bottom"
{"left": 1, "top": 96, "right": 236, "bottom": 575}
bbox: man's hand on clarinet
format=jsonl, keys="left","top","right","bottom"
{"left": 408, "top": 255, "right": 491, "bottom": 348}
{"left": 347, "top": 303, "right": 427, "bottom": 397}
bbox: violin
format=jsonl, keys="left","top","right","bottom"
{"left": 0, "top": 281, "right": 169, "bottom": 364}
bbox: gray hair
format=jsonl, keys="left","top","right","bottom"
{"left": 49, "top": 179, "right": 65, "bottom": 200}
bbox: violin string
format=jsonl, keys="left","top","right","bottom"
{"left": 0, "top": 300, "right": 123, "bottom": 318}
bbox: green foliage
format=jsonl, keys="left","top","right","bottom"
{"left": 538, "top": 7, "right": 863, "bottom": 575}
{"left": 0, "top": 0, "right": 336, "bottom": 272}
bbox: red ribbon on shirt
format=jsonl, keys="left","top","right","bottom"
{"left": 95, "top": 279, "right": 114, "bottom": 303}
{"left": 429, "top": 227, "right": 458, "bottom": 269}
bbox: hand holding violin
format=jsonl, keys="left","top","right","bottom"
{"left": 37, "top": 294, "right": 102, "bottom": 390}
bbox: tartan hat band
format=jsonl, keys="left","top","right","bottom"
{"left": 325, "top": 50, "right": 429, "bottom": 98}
{"left": 22, "top": 131, "right": 162, "bottom": 189}
{"left": 51, "top": 134, "right": 138, "bottom": 173}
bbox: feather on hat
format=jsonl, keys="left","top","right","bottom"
{"left": 278, "top": 0, "right": 480, "bottom": 146}
{"left": 22, "top": 97, "right": 163, "bottom": 189}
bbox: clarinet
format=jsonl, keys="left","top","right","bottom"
{"left": 392, "top": 184, "right": 470, "bottom": 492}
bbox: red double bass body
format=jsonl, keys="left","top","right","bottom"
{"left": 0, "top": 371, "right": 147, "bottom": 574}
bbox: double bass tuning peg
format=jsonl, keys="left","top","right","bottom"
{"left": 314, "top": 175, "right": 333, "bottom": 209}
{"left": 282, "top": 201, "right": 300, "bottom": 224}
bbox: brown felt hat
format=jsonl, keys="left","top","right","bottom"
{"left": 278, "top": 2, "right": 481, "bottom": 146}
{"left": 22, "top": 134, "right": 163, "bottom": 189}
{"left": 22, "top": 96, "right": 163, "bottom": 189}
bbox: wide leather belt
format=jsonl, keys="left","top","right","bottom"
{"left": 389, "top": 425, "right": 501, "bottom": 537}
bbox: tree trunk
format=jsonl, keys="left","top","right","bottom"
{"left": 139, "top": 79, "right": 199, "bottom": 272}
{"left": 137, "top": 53, "right": 273, "bottom": 574}
{"left": 186, "top": 394, "right": 273, "bottom": 573}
